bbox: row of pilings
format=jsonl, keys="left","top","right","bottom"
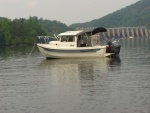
{"left": 99, "top": 27, "right": 149, "bottom": 38}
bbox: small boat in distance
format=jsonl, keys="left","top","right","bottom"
{"left": 129, "top": 36, "right": 134, "bottom": 38}
{"left": 37, "top": 27, "right": 121, "bottom": 59}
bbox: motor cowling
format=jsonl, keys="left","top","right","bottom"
{"left": 106, "top": 38, "right": 121, "bottom": 55}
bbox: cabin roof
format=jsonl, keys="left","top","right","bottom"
{"left": 58, "top": 30, "right": 83, "bottom": 36}
{"left": 58, "top": 27, "right": 107, "bottom": 36}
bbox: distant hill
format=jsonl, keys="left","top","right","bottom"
{"left": 70, "top": 0, "right": 150, "bottom": 29}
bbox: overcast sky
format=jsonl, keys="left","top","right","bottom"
{"left": 0, "top": 0, "right": 139, "bottom": 25}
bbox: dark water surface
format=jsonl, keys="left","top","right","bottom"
{"left": 0, "top": 38, "right": 150, "bottom": 113}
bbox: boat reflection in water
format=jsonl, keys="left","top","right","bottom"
{"left": 39, "top": 57, "right": 121, "bottom": 76}
{"left": 107, "top": 56, "right": 121, "bottom": 71}
{"left": 38, "top": 57, "right": 121, "bottom": 113}
{"left": 39, "top": 57, "right": 121, "bottom": 89}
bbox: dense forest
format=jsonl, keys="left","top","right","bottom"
{"left": 0, "top": 16, "right": 72, "bottom": 46}
{"left": 70, "top": 0, "right": 150, "bottom": 29}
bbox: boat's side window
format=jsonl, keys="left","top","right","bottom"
{"left": 68, "top": 36, "right": 73, "bottom": 42}
{"left": 61, "top": 36, "right": 67, "bottom": 42}
{"left": 61, "top": 36, "right": 75, "bottom": 42}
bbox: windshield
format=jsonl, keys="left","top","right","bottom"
{"left": 60, "top": 36, "right": 75, "bottom": 42}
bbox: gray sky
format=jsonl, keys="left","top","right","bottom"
{"left": 0, "top": 0, "right": 139, "bottom": 25}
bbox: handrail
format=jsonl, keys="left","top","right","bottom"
{"left": 38, "top": 36, "right": 56, "bottom": 44}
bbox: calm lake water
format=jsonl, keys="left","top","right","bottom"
{"left": 0, "top": 38, "right": 150, "bottom": 113}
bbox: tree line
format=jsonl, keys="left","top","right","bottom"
{"left": 0, "top": 16, "right": 73, "bottom": 46}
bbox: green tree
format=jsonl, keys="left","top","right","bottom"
{"left": 0, "top": 18, "right": 11, "bottom": 46}
{"left": 4, "top": 30, "right": 11, "bottom": 45}
{"left": 0, "top": 16, "right": 71, "bottom": 46}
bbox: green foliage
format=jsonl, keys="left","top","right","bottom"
{"left": 0, "top": 16, "right": 72, "bottom": 46}
{"left": 70, "top": 0, "right": 150, "bottom": 29}
{"left": 4, "top": 30, "right": 11, "bottom": 45}
{"left": 0, "top": 17, "right": 11, "bottom": 45}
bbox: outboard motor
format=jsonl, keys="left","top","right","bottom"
{"left": 106, "top": 38, "right": 121, "bottom": 55}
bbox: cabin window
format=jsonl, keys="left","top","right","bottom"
{"left": 77, "top": 35, "right": 91, "bottom": 47}
{"left": 61, "top": 36, "right": 75, "bottom": 42}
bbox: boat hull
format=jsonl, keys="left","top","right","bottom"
{"left": 37, "top": 44, "right": 108, "bottom": 58}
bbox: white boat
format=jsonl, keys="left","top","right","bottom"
{"left": 37, "top": 27, "right": 120, "bottom": 59}
{"left": 129, "top": 36, "right": 134, "bottom": 38}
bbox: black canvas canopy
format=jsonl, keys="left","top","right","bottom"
{"left": 78, "top": 27, "right": 107, "bottom": 35}
{"left": 91, "top": 27, "right": 107, "bottom": 35}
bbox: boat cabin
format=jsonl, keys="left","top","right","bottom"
{"left": 38, "top": 27, "right": 107, "bottom": 48}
